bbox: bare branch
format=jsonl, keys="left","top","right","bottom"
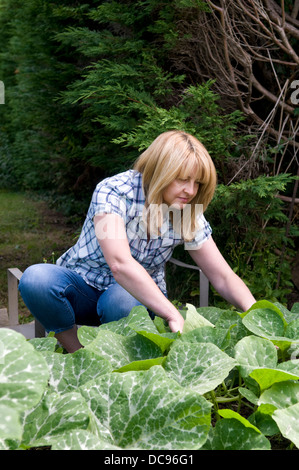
{"left": 292, "top": 0, "right": 299, "bottom": 19}
{"left": 168, "top": 0, "right": 299, "bottom": 178}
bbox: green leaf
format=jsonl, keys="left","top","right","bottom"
{"left": 214, "top": 311, "right": 248, "bottom": 353}
{"left": 285, "top": 318, "right": 299, "bottom": 340}
{"left": 84, "top": 329, "right": 162, "bottom": 369}
{"left": 78, "top": 306, "right": 158, "bottom": 346}
{"left": 195, "top": 306, "right": 227, "bottom": 325}
{"left": 21, "top": 391, "right": 90, "bottom": 448}
{"left": 114, "top": 357, "right": 165, "bottom": 373}
{"left": 203, "top": 416, "right": 270, "bottom": 450}
{"left": 271, "top": 338, "right": 295, "bottom": 352}
{"left": 247, "top": 404, "right": 279, "bottom": 437}
{"left": 79, "top": 366, "right": 212, "bottom": 450}
{"left": 259, "top": 381, "right": 299, "bottom": 409}
{"left": 181, "top": 303, "right": 214, "bottom": 333}
{"left": 49, "top": 430, "right": 122, "bottom": 450}
{"left": 234, "top": 335, "right": 278, "bottom": 377}
{"left": 238, "top": 387, "right": 259, "bottom": 406}
{"left": 291, "top": 303, "right": 299, "bottom": 314}
{"left": 103, "top": 305, "right": 159, "bottom": 335}
{"left": 163, "top": 341, "right": 236, "bottom": 394}
{"left": 132, "top": 330, "right": 178, "bottom": 353}
{"left": 274, "top": 302, "right": 297, "bottom": 323}
{"left": 244, "top": 300, "right": 288, "bottom": 324}
{"left": 277, "top": 359, "right": 299, "bottom": 376}
{"left": 43, "top": 348, "right": 112, "bottom": 394}
{"left": 0, "top": 328, "right": 49, "bottom": 412}
{"left": 249, "top": 368, "right": 299, "bottom": 392}
{"left": 242, "top": 308, "right": 299, "bottom": 352}
{"left": 29, "top": 336, "right": 57, "bottom": 352}
{"left": 180, "top": 325, "right": 231, "bottom": 350}
{"left": 0, "top": 404, "right": 22, "bottom": 441}
{"left": 272, "top": 403, "right": 299, "bottom": 449}
{"left": 242, "top": 308, "right": 286, "bottom": 337}
{"left": 218, "top": 409, "right": 261, "bottom": 433}
{"left": 77, "top": 325, "right": 99, "bottom": 346}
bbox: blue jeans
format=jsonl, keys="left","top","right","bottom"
{"left": 18, "top": 263, "right": 146, "bottom": 334}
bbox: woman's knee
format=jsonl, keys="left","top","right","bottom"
{"left": 19, "top": 263, "right": 68, "bottom": 310}
{"left": 19, "top": 264, "right": 50, "bottom": 296}
{"left": 18, "top": 263, "right": 75, "bottom": 333}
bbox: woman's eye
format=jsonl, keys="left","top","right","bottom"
{"left": 177, "top": 178, "right": 200, "bottom": 185}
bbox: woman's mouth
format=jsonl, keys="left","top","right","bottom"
{"left": 178, "top": 197, "right": 189, "bottom": 203}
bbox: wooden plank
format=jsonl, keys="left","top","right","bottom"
{"left": 7, "top": 268, "right": 22, "bottom": 326}
{"left": 9, "top": 322, "right": 36, "bottom": 339}
{"left": 168, "top": 257, "right": 209, "bottom": 307}
{"left": 3, "top": 268, "right": 45, "bottom": 338}
{"left": 8, "top": 268, "right": 23, "bottom": 281}
{"left": 199, "top": 270, "right": 209, "bottom": 307}
{"left": 0, "top": 308, "right": 9, "bottom": 327}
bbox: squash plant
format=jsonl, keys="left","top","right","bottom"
{"left": 1, "top": 300, "right": 299, "bottom": 450}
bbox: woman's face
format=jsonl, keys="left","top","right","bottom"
{"left": 162, "top": 175, "right": 200, "bottom": 209}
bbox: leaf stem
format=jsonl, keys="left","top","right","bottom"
{"left": 209, "top": 390, "right": 221, "bottom": 420}
{"left": 215, "top": 396, "right": 240, "bottom": 403}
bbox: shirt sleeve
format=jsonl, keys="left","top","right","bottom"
{"left": 89, "top": 180, "right": 128, "bottom": 222}
{"left": 184, "top": 214, "right": 212, "bottom": 250}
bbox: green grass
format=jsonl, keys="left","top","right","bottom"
{"left": 0, "top": 190, "right": 78, "bottom": 320}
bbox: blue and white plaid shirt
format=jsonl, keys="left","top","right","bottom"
{"left": 57, "top": 170, "right": 212, "bottom": 294}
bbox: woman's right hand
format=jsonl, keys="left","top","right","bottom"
{"left": 166, "top": 312, "right": 184, "bottom": 333}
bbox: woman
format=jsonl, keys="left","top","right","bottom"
{"left": 19, "top": 130, "right": 255, "bottom": 352}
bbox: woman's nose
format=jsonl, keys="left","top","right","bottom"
{"left": 183, "top": 180, "right": 196, "bottom": 195}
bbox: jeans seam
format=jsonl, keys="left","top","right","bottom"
{"left": 57, "top": 293, "right": 76, "bottom": 332}
{"left": 62, "top": 282, "right": 100, "bottom": 304}
{"left": 57, "top": 283, "right": 100, "bottom": 331}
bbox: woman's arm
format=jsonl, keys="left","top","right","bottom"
{"left": 94, "top": 213, "right": 184, "bottom": 332}
{"left": 188, "top": 237, "right": 256, "bottom": 312}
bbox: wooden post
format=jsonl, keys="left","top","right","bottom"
{"left": 6, "top": 268, "right": 45, "bottom": 338}
{"left": 168, "top": 257, "right": 209, "bottom": 307}
{"left": 199, "top": 269, "right": 209, "bottom": 307}
{"left": 7, "top": 268, "right": 23, "bottom": 326}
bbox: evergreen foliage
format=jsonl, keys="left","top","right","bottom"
{"left": 206, "top": 174, "right": 298, "bottom": 303}
{"left": 0, "top": 1, "right": 93, "bottom": 196}
{"left": 0, "top": 0, "right": 242, "bottom": 193}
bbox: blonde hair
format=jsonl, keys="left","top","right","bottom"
{"left": 133, "top": 130, "right": 217, "bottom": 241}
